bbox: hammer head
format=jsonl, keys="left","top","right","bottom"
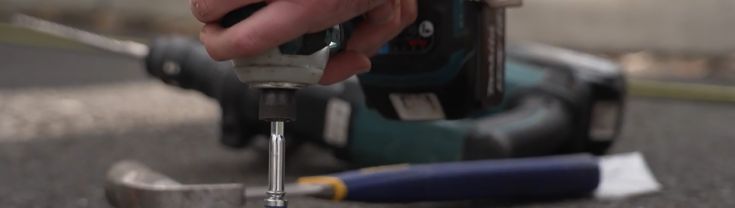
{"left": 105, "top": 161, "right": 246, "bottom": 208}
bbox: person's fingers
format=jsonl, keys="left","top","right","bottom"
{"left": 329, "top": 0, "right": 389, "bottom": 20}
{"left": 319, "top": 51, "right": 371, "bottom": 85}
{"left": 200, "top": 0, "right": 388, "bottom": 60}
{"left": 352, "top": 12, "right": 401, "bottom": 55}
{"left": 400, "top": 0, "right": 418, "bottom": 27}
{"left": 200, "top": 1, "right": 312, "bottom": 60}
{"left": 364, "top": 0, "right": 399, "bottom": 25}
{"left": 190, "top": 0, "right": 262, "bottom": 23}
{"left": 199, "top": 23, "right": 227, "bottom": 60}
{"left": 317, "top": 0, "right": 418, "bottom": 85}
{"left": 346, "top": 0, "right": 409, "bottom": 56}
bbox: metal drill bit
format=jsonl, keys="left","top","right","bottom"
{"left": 266, "top": 121, "right": 287, "bottom": 208}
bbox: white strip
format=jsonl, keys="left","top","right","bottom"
{"left": 389, "top": 93, "right": 446, "bottom": 121}
{"left": 595, "top": 152, "right": 662, "bottom": 200}
{"left": 323, "top": 98, "right": 351, "bottom": 148}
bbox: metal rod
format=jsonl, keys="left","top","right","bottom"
{"left": 265, "top": 121, "right": 287, "bottom": 208}
{"left": 10, "top": 13, "right": 149, "bottom": 59}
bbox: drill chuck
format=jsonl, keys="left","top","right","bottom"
{"left": 259, "top": 89, "right": 297, "bottom": 122}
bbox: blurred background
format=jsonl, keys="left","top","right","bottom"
{"left": 2, "top": 0, "right": 735, "bottom": 208}
{"left": 3, "top": 0, "right": 735, "bottom": 80}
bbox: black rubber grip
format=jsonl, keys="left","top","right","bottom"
{"left": 219, "top": 2, "right": 333, "bottom": 55}
{"left": 463, "top": 95, "right": 573, "bottom": 160}
{"left": 220, "top": 2, "right": 267, "bottom": 28}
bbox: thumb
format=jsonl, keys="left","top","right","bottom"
{"left": 319, "top": 51, "right": 371, "bottom": 85}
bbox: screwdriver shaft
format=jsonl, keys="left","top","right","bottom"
{"left": 265, "top": 121, "right": 287, "bottom": 208}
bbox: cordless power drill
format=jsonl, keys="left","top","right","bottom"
{"left": 215, "top": 1, "right": 520, "bottom": 207}
{"left": 145, "top": 37, "right": 625, "bottom": 164}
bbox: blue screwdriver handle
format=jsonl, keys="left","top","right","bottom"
{"left": 301, "top": 154, "right": 599, "bottom": 202}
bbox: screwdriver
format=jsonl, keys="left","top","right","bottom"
{"left": 106, "top": 154, "right": 601, "bottom": 207}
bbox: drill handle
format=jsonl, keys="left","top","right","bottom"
{"left": 145, "top": 36, "right": 264, "bottom": 148}
{"left": 463, "top": 95, "right": 575, "bottom": 159}
{"left": 145, "top": 36, "right": 234, "bottom": 98}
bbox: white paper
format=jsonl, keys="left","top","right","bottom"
{"left": 595, "top": 152, "right": 662, "bottom": 199}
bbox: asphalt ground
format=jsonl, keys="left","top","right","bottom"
{"left": 2, "top": 43, "right": 735, "bottom": 208}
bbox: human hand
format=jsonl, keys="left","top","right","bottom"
{"left": 190, "top": 0, "right": 417, "bottom": 85}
